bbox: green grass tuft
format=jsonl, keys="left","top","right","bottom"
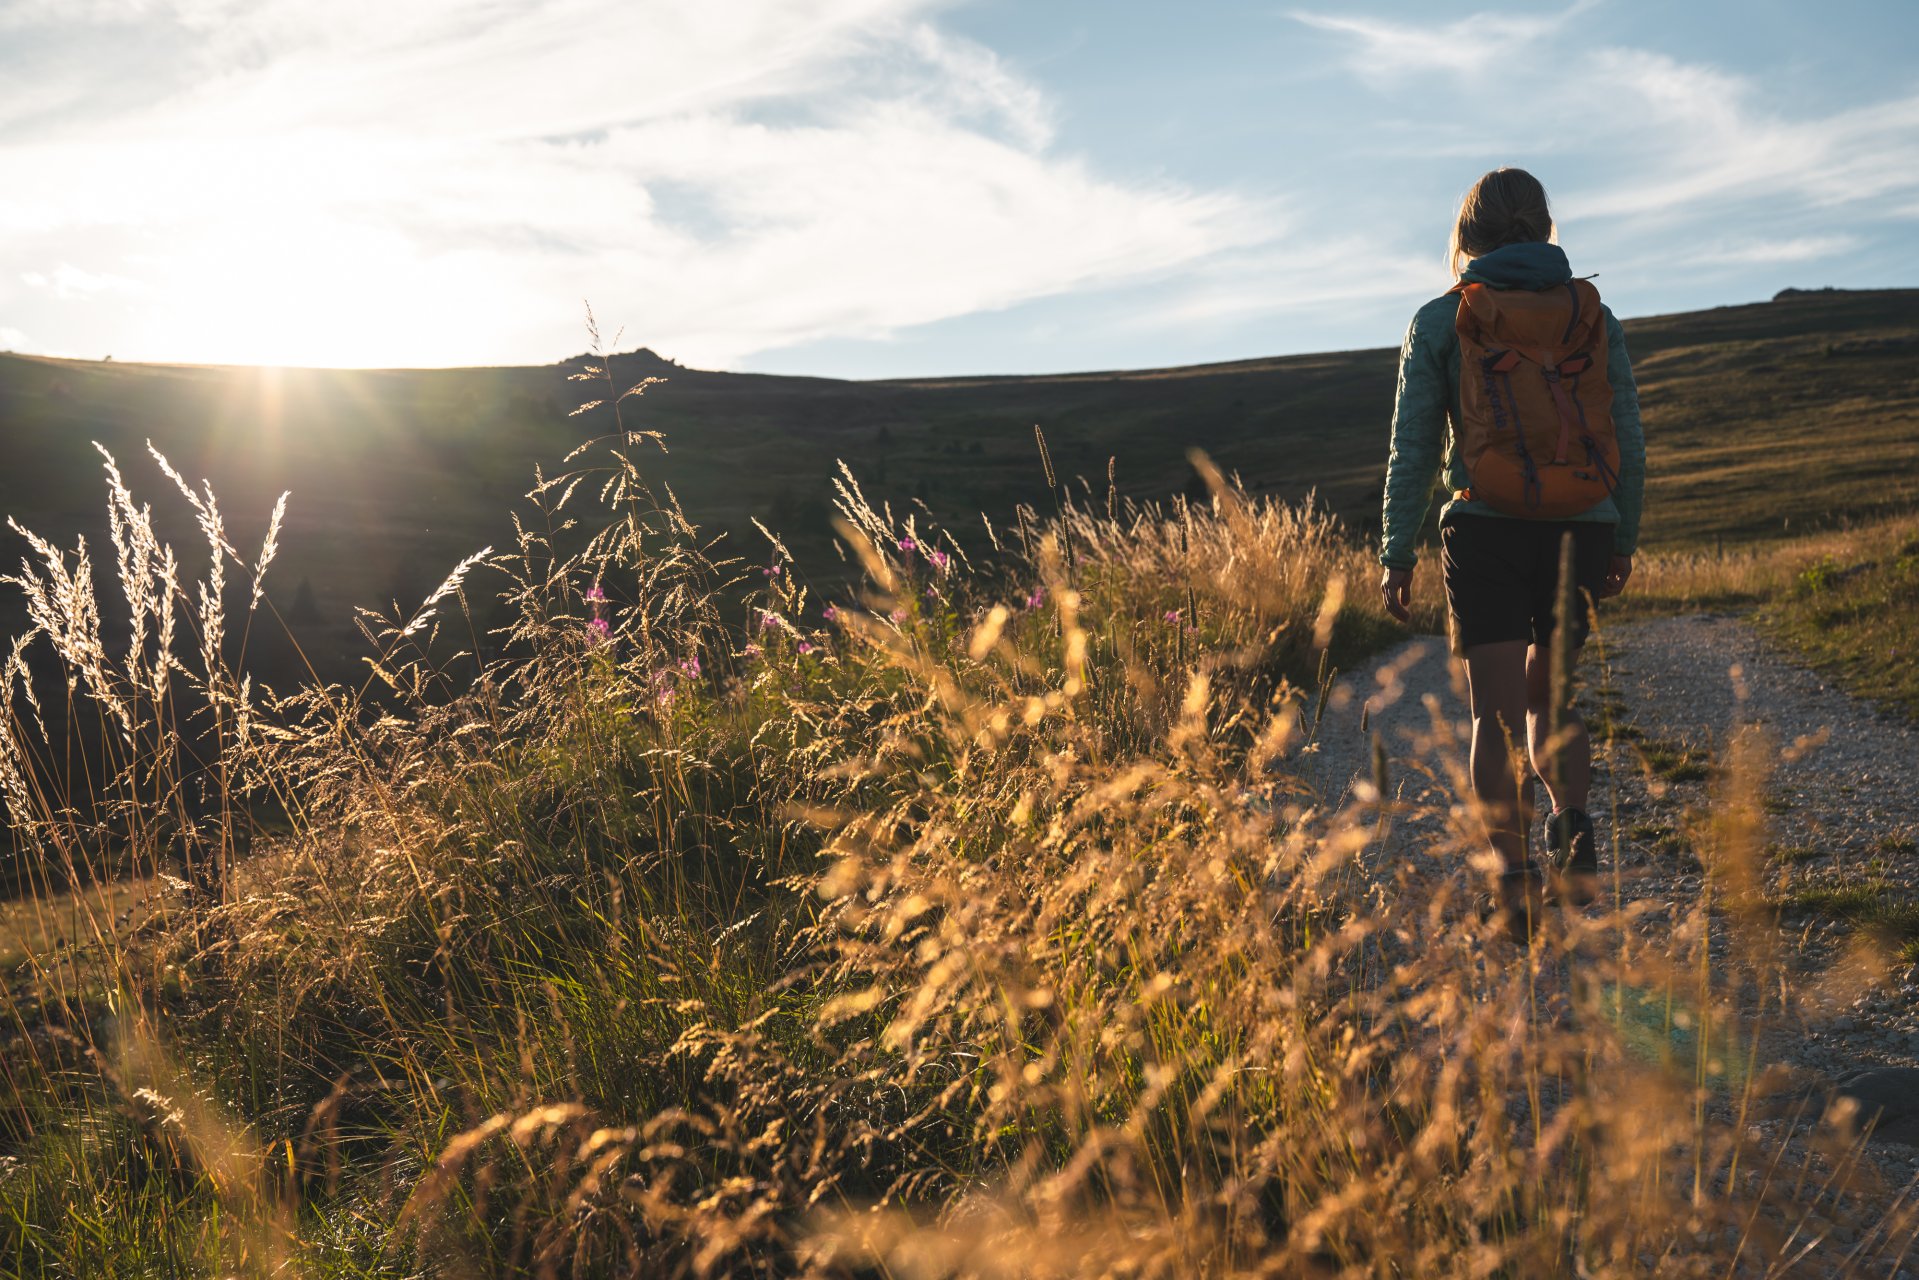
{"left": 1637, "top": 738, "right": 1713, "bottom": 784}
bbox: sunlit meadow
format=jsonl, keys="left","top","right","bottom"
{"left": 0, "top": 350, "right": 1913, "bottom": 1279}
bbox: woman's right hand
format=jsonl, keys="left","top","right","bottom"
{"left": 1599, "top": 554, "right": 1633, "bottom": 599}
{"left": 1380, "top": 566, "right": 1413, "bottom": 624}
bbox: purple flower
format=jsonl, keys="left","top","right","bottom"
{"left": 797, "top": 641, "right": 815, "bottom": 655}
{"left": 742, "top": 643, "right": 762, "bottom": 659}
{"left": 680, "top": 654, "right": 701, "bottom": 678}
{"left": 889, "top": 608, "right": 908, "bottom": 624}
{"left": 588, "top": 616, "right": 611, "bottom": 641}
{"left": 757, "top": 610, "right": 780, "bottom": 631}
{"left": 584, "top": 582, "right": 607, "bottom": 603}
{"left": 762, "top": 563, "right": 782, "bottom": 578}
{"left": 896, "top": 537, "right": 916, "bottom": 555}
{"left": 924, "top": 584, "right": 939, "bottom": 599}
{"left": 927, "top": 549, "right": 950, "bottom": 571}
{"left": 821, "top": 605, "right": 839, "bottom": 622}
{"left": 1163, "top": 609, "right": 1181, "bottom": 624}
{"left": 1024, "top": 587, "right": 1044, "bottom": 610}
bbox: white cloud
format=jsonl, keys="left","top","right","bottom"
{"left": 20, "top": 262, "right": 136, "bottom": 299}
{"left": 1682, "top": 235, "right": 1861, "bottom": 267}
{"left": 900, "top": 22, "right": 1055, "bottom": 151}
{"left": 1291, "top": 8, "right": 1919, "bottom": 280}
{"left": 1567, "top": 51, "right": 1919, "bottom": 222}
{"left": 0, "top": 0, "right": 1261, "bottom": 367}
{"left": 1112, "top": 238, "right": 1442, "bottom": 332}
{"left": 1288, "top": 1, "right": 1597, "bottom": 80}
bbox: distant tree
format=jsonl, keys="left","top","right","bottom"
{"left": 287, "top": 577, "right": 324, "bottom": 626}
{"left": 382, "top": 556, "right": 436, "bottom": 622}
{"left": 768, "top": 485, "right": 800, "bottom": 534}
{"left": 1182, "top": 467, "right": 1213, "bottom": 506}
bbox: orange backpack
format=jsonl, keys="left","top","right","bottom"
{"left": 1449, "top": 279, "right": 1621, "bottom": 519}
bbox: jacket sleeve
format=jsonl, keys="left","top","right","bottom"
{"left": 1605, "top": 309, "right": 1646, "bottom": 557}
{"left": 1379, "top": 305, "right": 1450, "bottom": 570}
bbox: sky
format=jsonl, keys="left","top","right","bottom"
{"left": 2, "top": 0, "right": 1915, "bottom": 376}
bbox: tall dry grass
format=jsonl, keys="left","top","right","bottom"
{"left": 1628, "top": 515, "right": 1919, "bottom": 615}
{"left": 0, "top": 398, "right": 1910, "bottom": 1278}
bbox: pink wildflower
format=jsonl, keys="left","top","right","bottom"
{"left": 588, "top": 616, "right": 611, "bottom": 641}
{"left": 897, "top": 537, "right": 916, "bottom": 555}
{"left": 889, "top": 608, "right": 908, "bottom": 624}
{"left": 680, "top": 654, "right": 701, "bottom": 678}
{"left": 1163, "top": 609, "right": 1181, "bottom": 624}
{"left": 821, "top": 605, "right": 839, "bottom": 622}
{"left": 927, "top": 549, "right": 950, "bottom": 571}
{"left": 584, "top": 582, "right": 607, "bottom": 603}
{"left": 1024, "top": 587, "right": 1044, "bottom": 610}
{"left": 797, "top": 641, "right": 815, "bottom": 655}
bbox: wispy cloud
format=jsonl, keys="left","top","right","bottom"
{"left": 0, "top": 0, "right": 1263, "bottom": 367}
{"left": 1569, "top": 52, "right": 1919, "bottom": 222}
{"left": 1288, "top": 1, "right": 1597, "bottom": 80}
{"left": 20, "top": 262, "right": 137, "bottom": 299}
{"left": 1686, "top": 235, "right": 1863, "bottom": 267}
{"left": 1290, "top": 6, "right": 1919, "bottom": 284}
{"left": 1109, "top": 238, "right": 1438, "bottom": 332}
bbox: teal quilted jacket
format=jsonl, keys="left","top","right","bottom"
{"left": 1378, "top": 243, "right": 1646, "bottom": 570}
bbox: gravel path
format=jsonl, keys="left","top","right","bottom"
{"left": 1602, "top": 612, "right": 1919, "bottom": 1074}
{"left": 1305, "top": 610, "right": 1919, "bottom": 1266}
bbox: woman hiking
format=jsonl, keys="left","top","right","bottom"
{"left": 1377, "top": 167, "right": 1646, "bottom": 939}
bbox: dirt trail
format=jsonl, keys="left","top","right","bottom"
{"left": 1307, "top": 612, "right": 1919, "bottom": 1183}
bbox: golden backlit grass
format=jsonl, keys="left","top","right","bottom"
{"left": 0, "top": 406, "right": 1911, "bottom": 1277}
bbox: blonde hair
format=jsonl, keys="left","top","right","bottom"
{"left": 1448, "top": 167, "right": 1554, "bottom": 278}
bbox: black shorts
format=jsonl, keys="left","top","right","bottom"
{"left": 1439, "top": 514, "right": 1614, "bottom": 652}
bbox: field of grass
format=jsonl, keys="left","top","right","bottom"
{"left": 3, "top": 289, "right": 1916, "bottom": 1275}
{"left": 4, "top": 287, "right": 1913, "bottom": 688}
{"left": 1621, "top": 510, "right": 1919, "bottom": 716}
{"left": 1, "top": 407, "right": 1913, "bottom": 1278}
{"left": 1759, "top": 521, "right": 1919, "bottom": 718}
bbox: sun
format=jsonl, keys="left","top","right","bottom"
{"left": 127, "top": 174, "right": 504, "bottom": 369}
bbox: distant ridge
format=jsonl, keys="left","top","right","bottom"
{"left": 2, "top": 287, "right": 1915, "bottom": 685}
{"left": 1775, "top": 285, "right": 1866, "bottom": 300}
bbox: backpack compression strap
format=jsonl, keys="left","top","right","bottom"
{"left": 1536, "top": 351, "right": 1593, "bottom": 466}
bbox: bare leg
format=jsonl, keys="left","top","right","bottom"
{"left": 1461, "top": 640, "right": 1530, "bottom": 872}
{"left": 1524, "top": 642, "right": 1590, "bottom": 815}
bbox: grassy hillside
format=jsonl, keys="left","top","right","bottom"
{"left": 4, "top": 448, "right": 1909, "bottom": 1276}
{"left": 2, "top": 287, "right": 1913, "bottom": 681}
{"left": 1, "top": 296, "right": 1914, "bottom": 1275}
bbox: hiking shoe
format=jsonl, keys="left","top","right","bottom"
{"left": 1482, "top": 861, "right": 1546, "bottom": 944}
{"left": 1546, "top": 807, "right": 1599, "bottom": 906}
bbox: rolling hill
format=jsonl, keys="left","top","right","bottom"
{"left": 1, "top": 286, "right": 1914, "bottom": 682}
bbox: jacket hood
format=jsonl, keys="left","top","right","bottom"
{"left": 1460, "top": 242, "right": 1572, "bottom": 290}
